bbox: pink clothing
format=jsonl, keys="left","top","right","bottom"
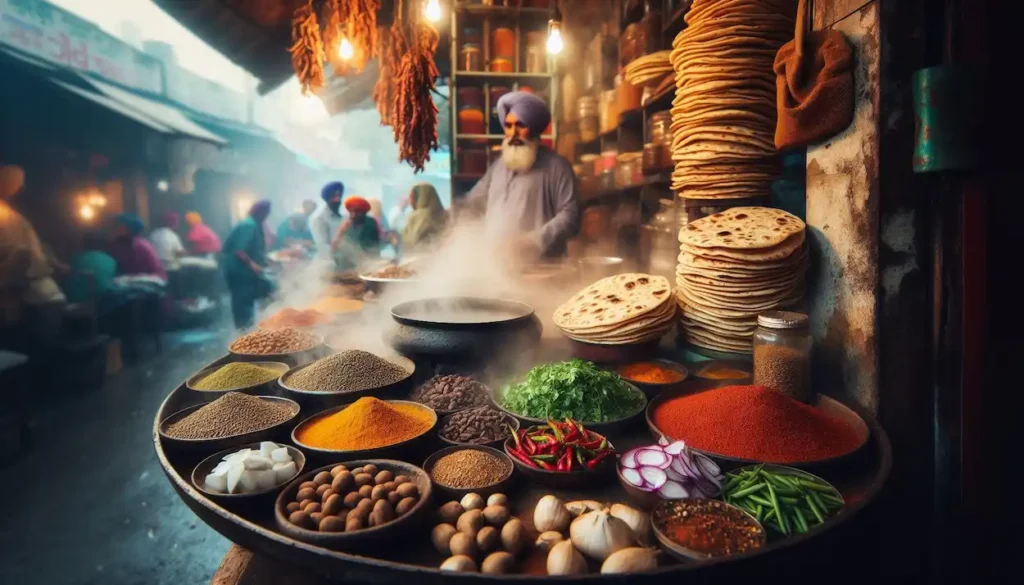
{"left": 109, "top": 236, "right": 167, "bottom": 280}
{"left": 187, "top": 224, "right": 222, "bottom": 254}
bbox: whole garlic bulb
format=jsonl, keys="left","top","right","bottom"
{"left": 609, "top": 503, "right": 651, "bottom": 545}
{"left": 600, "top": 547, "right": 659, "bottom": 574}
{"left": 546, "top": 540, "right": 587, "bottom": 576}
{"left": 569, "top": 509, "right": 635, "bottom": 561}
{"left": 534, "top": 495, "right": 571, "bottom": 533}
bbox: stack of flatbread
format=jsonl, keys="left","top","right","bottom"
{"left": 554, "top": 273, "right": 676, "bottom": 345}
{"left": 624, "top": 51, "right": 673, "bottom": 86}
{"left": 675, "top": 207, "right": 807, "bottom": 353}
{"left": 669, "top": 0, "right": 797, "bottom": 198}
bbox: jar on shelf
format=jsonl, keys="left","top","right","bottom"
{"left": 457, "top": 105, "right": 486, "bottom": 135}
{"left": 620, "top": 23, "right": 639, "bottom": 67}
{"left": 642, "top": 143, "right": 661, "bottom": 174}
{"left": 492, "top": 27, "right": 515, "bottom": 60}
{"left": 598, "top": 168, "right": 616, "bottom": 190}
{"left": 639, "top": 1, "right": 664, "bottom": 55}
{"left": 648, "top": 111, "right": 672, "bottom": 144}
{"left": 490, "top": 57, "right": 513, "bottom": 73}
{"left": 578, "top": 96, "right": 599, "bottom": 142}
{"left": 599, "top": 148, "right": 619, "bottom": 173}
{"left": 459, "top": 42, "right": 483, "bottom": 71}
{"left": 753, "top": 311, "right": 812, "bottom": 402}
{"left": 489, "top": 86, "right": 511, "bottom": 133}
{"left": 617, "top": 152, "right": 643, "bottom": 186}
{"left": 618, "top": 75, "right": 643, "bottom": 113}
{"left": 457, "top": 87, "right": 484, "bottom": 109}
{"left": 639, "top": 198, "right": 679, "bottom": 280}
{"left": 579, "top": 154, "right": 598, "bottom": 177}
{"left": 525, "top": 31, "right": 546, "bottom": 73}
{"left": 599, "top": 89, "right": 619, "bottom": 135}
{"left": 458, "top": 143, "right": 489, "bottom": 176}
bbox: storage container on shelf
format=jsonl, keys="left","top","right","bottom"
{"left": 525, "top": 32, "right": 546, "bottom": 73}
{"left": 457, "top": 105, "right": 486, "bottom": 135}
{"left": 648, "top": 111, "right": 672, "bottom": 144}
{"left": 639, "top": 198, "right": 680, "bottom": 282}
{"left": 457, "top": 87, "right": 484, "bottom": 109}
{"left": 458, "top": 143, "right": 489, "bottom": 176}
{"left": 561, "top": 74, "right": 580, "bottom": 122}
{"left": 618, "top": 74, "right": 643, "bottom": 113}
{"left": 578, "top": 96, "right": 599, "bottom": 142}
{"left": 459, "top": 42, "right": 483, "bottom": 72}
{"left": 491, "top": 27, "right": 515, "bottom": 60}
{"left": 639, "top": 0, "right": 664, "bottom": 55}
{"left": 753, "top": 311, "right": 813, "bottom": 403}
{"left": 620, "top": 23, "right": 641, "bottom": 67}
{"left": 578, "top": 154, "right": 599, "bottom": 177}
{"left": 598, "top": 148, "right": 619, "bottom": 173}
{"left": 490, "top": 57, "right": 513, "bottom": 73}
{"left": 599, "top": 89, "right": 619, "bottom": 135}
{"left": 616, "top": 152, "right": 643, "bottom": 187}
{"left": 642, "top": 143, "right": 662, "bottom": 174}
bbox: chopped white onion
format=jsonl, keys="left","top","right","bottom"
{"left": 270, "top": 447, "right": 291, "bottom": 463}
{"left": 259, "top": 441, "right": 278, "bottom": 458}
{"left": 226, "top": 464, "right": 243, "bottom": 494}
{"left": 205, "top": 468, "right": 228, "bottom": 493}
{"left": 237, "top": 469, "right": 260, "bottom": 493}
{"left": 272, "top": 461, "right": 298, "bottom": 484}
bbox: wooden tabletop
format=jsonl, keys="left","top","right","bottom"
{"left": 212, "top": 545, "right": 331, "bottom": 585}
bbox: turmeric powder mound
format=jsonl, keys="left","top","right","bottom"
{"left": 295, "top": 397, "right": 434, "bottom": 450}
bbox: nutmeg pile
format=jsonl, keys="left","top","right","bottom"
{"left": 284, "top": 463, "right": 421, "bottom": 533}
{"left": 229, "top": 327, "right": 319, "bottom": 355}
{"left": 434, "top": 493, "right": 527, "bottom": 574}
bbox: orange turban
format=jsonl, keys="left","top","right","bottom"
{"left": 344, "top": 196, "right": 370, "bottom": 213}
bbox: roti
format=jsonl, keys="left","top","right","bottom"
{"left": 553, "top": 273, "right": 673, "bottom": 331}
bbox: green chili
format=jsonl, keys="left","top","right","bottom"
{"left": 728, "top": 482, "right": 768, "bottom": 499}
{"left": 804, "top": 495, "right": 825, "bottom": 524}
{"left": 780, "top": 496, "right": 801, "bottom": 505}
{"left": 755, "top": 504, "right": 764, "bottom": 523}
{"left": 764, "top": 508, "right": 777, "bottom": 521}
{"left": 797, "top": 478, "right": 836, "bottom": 493}
{"left": 748, "top": 494, "right": 774, "bottom": 508}
{"left": 792, "top": 507, "right": 809, "bottom": 533}
{"left": 766, "top": 483, "right": 786, "bottom": 535}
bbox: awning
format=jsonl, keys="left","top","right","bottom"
{"left": 0, "top": 45, "right": 226, "bottom": 146}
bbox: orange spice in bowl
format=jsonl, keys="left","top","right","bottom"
{"left": 619, "top": 361, "right": 686, "bottom": 385}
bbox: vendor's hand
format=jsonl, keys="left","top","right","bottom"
{"left": 338, "top": 219, "right": 352, "bottom": 233}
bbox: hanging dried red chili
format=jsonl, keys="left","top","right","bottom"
{"left": 290, "top": 1, "right": 326, "bottom": 95}
{"left": 392, "top": 22, "right": 440, "bottom": 172}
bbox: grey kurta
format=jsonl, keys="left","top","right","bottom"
{"left": 466, "top": 148, "right": 581, "bottom": 256}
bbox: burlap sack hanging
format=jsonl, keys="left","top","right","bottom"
{"left": 773, "top": 0, "right": 855, "bottom": 149}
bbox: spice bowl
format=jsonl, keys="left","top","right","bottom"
{"left": 566, "top": 337, "right": 662, "bottom": 365}
{"left": 492, "top": 382, "right": 648, "bottom": 438}
{"left": 422, "top": 445, "right": 514, "bottom": 500}
{"left": 725, "top": 464, "right": 845, "bottom": 537}
{"left": 279, "top": 355, "right": 416, "bottom": 412}
{"left": 502, "top": 436, "right": 616, "bottom": 490}
{"left": 291, "top": 400, "right": 438, "bottom": 466}
{"left": 190, "top": 442, "right": 305, "bottom": 511}
{"left": 185, "top": 361, "right": 290, "bottom": 399}
{"left": 614, "top": 359, "right": 690, "bottom": 399}
{"left": 274, "top": 460, "right": 433, "bottom": 551}
{"left": 652, "top": 498, "right": 767, "bottom": 561}
{"left": 691, "top": 360, "right": 753, "bottom": 386}
{"left": 438, "top": 407, "right": 520, "bottom": 448}
{"left": 228, "top": 337, "right": 327, "bottom": 367}
{"left": 158, "top": 396, "right": 301, "bottom": 453}
{"left": 615, "top": 465, "right": 663, "bottom": 510}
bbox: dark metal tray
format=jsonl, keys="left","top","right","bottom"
{"left": 155, "top": 353, "right": 892, "bottom": 583}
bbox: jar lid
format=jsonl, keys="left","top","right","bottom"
{"left": 461, "top": 42, "right": 480, "bottom": 49}
{"left": 580, "top": 154, "right": 598, "bottom": 162}
{"left": 757, "top": 311, "right": 809, "bottom": 329}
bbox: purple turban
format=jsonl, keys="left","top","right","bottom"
{"left": 496, "top": 91, "right": 551, "bottom": 138}
{"left": 250, "top": 200, "right": 272, "bottom": 222}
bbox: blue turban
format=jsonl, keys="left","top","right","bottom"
{"left": 321, "top": 181, "right": 345, "bottom": 202}
{"left": 115, "top": 213, "right": 145, "bottom": 236}
{"left": 496, "top": 91, "right": 551, "bottom": 138}
{"left": 249, "top": 200, "right": 272, "bottom": 222}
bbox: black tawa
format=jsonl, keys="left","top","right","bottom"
{"left": 383, "top": 297, "right": 543, "bottom": 375}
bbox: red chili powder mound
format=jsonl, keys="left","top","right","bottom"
{"left": 651, "top": 385, "right": 863, "bottom": 463}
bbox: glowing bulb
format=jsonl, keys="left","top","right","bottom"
{"left": 425, "top": 0, "right": 441, "bottom": 22}
{"left": 546, "top": 21, "right": 564, "bottom": 55}
{"left": 338, "top": 37, "right": 354, "bottom": 60}
{"left": 79, "top": 204, "right": 95, "bottom": 221}
{"left": 156, "top": 179, "right": 169, "bottom": 192}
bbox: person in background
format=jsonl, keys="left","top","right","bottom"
{"left": 0, "top": 164, "right": 66, "bottom": 348}
{"left": 368, "top": 198, "right": 390, "bottom": 233}
{"left": 387, "top": 194, "right": 412, "bottom": 234}
{"left": 310, "top": 181, "right": 345, "bottom": 259}
{"left": 108, "top": 214, "right": 167, "bottom": 281}
{"left": 149, "top": 211, "right": 185, "bottom": 272}
{"left": 401, "top": 183, "right": 447, "bottom": 250}
{"left": 222, "top": 200, "right": 275, "bottom": 329}
{"left": 331, "top": 196, "right": 381, "bottom": 271}
{"left": 63, "top": 230, "right": 118, "bottom": 307}
{"left": 184, "top": 212, "right": 222, "bottom": 256}
{"left": 274, "top": 212, "right": 315, "bottom": 250}
{"left": 465, "top": 91, "right": 580, "bottom": 259}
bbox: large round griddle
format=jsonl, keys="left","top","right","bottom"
{"left": 391, "top": 297, "right": 536, "bottom": 328}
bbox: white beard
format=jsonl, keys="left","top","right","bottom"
{"left": 501, "top": 138, "right": 539, "bottom": 172}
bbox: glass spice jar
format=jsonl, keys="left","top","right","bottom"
{"left": 459, "top": 42, "right": 483, "bottom": 71}
{"left": 648, "top": 111, "right": 672, "bottom": 144}
{"left": 457, "top": 105, "right": 486, "bottom": 135}
{"left": 753, "top": 311, "right": 812, "bottom": 402}
{"left": 599, "top": 89, "right": 619, "bottom": 135}
{"left": 642, "top": 142, "right": 661, "bottom": 174}
{"left": 492, "top": 27, "right": 515, "bottom": 59}
{"left": 578, "top": 96, "right": 599, "bottom": 142}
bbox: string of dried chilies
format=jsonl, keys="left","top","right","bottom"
{"left": 372, "top": 0, "right": 408, "bottom": 127}
{"left": 392, "top": 23, "right": 441, "bottom": 172}
{"left": 290, "top": 1, "right": 326, "bottom": 95}
{"left": 328, "top": 0, "right": 381, "bottom": 75}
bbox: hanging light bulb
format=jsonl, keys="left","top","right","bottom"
{"left": 424, "top": 0, "right": 442, "bottom": 23}
{"left": 338, "top": 37, "right": 354, "bottom": 60}
{"left": 546, "top": 10, "right": 564, "bottom": 56}
{"left": 78, "top": 204, "right": 96, "bottom": 221}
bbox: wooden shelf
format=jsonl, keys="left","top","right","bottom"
{"left": 663, "top": 2, "right": 693, "bottom": 37}
{"left": 643, "top": 85, "right": 675, "bottom": 114}
{"left": 456, "top": 3, "right": 550, "bottom": 19}
{"left": 619, "top": 108, "right": 644, "bottom": 128}
{"left": 454, "top": 71, "right": 552, "bottom": 81}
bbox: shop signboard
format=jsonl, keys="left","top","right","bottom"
{"left": 0, "top": 0, "right": 164, "bottom": 94}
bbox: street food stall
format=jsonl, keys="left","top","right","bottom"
{"left": 150, "top": 0, "right": 905, "bottom": 582}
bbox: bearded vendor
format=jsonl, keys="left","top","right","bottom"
{"left": 310, "top": 181, "right": 345, "bottom": 261}
{"left": 465, "top": 91, "right": 580, "bottom": 258}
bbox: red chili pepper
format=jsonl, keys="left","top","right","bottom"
{"left": 509, "top": 448, "right": 536, "bottom": 468}
{"left": 587, "top": 450, "right": 612, "bottom": 469}
{"left": 565, "top": 446, "right": 574, "bottom": 471}
{"left": 525, "top": 436, "right": 537, "bottom": 455}
{"left": 539, "top": 441, "right": 559, "bottom": 455}
{"left": 579, "top": 438, "right": 604, "bottom": 450}
{"left": 510, "top": 427, "right": 523, "bottom": 451}
{"left": 537, "top": 459, "right": 556, "bottom": 471}
{"left": 549, "top": 421, "right": 564, "bottom": 443}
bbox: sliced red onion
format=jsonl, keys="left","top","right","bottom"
{"left": 669, "top": 457, "right": 691, "bottom": 479}
{"left": 665, "top": 465, "right": 687, "bottom": 483}
{"left": 658, "top": 479, "right": 691, "bottom": 499}
{"left": 620, "top": 468, "right": 651, "bottom": 491}
{"left": 693, "top": 452, "right": 721, "bottom": 478}
{"left": 676, "top": 450, "right": 701, "bottom": 478}
{"left": 635, "top": 448, "right": 671, "bottom": 469}
{"left": 620, "top": 448, "right": 641, "bottom": 469}
{"left": 658, "top": 436, "right": 670, "bottom": 446}
{"left": 639, "top": 466, "right": 668, "bottom": 490}
{"left": 662, "top": 440, "right": 687, "bottom": 456}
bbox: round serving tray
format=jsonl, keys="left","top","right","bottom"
{"left": 155, "top": 353, "right": 892, "bottom": 583}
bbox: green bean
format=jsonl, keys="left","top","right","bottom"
{"left": 764, "top": 507, "right": 777, "bottom": 521}
{"left": 766, "top": 483, "right": 787, "bottom": 535}
{"left": 792, "top": 507, "right": 809, "bottom": 533}
{"left": 764, "top": 519, "right": 783, "bottom": 533}
{"left": 748, "top": 494, "right": 774, "bottom": 508}
{"left": 807, "top": 490, "right": 828, "bottom": 513}
{"left": 728, "top": 482, "right": 768, "bottom": 499}
{"left": 805, "top": 495, "right": 826, "bottom": 524}
{"left": 797, "top": 478, "right": 837, "bottom": 493}
{"left": 722, "top": 475, "right": 743, "bottom": 493}
{"left": 820, "top": 494, "right": 845, "bottom": 509}
{"left": 734, "top": 474, "right": 763, "bottom": 491}
{"left": 780, "top": 496, "right": 801, "bottom": 505}
{"left": 778, "top": 507, "right": 791, "bottom": 535}
{"left": 774, "top": 473, "right": 804, "bottom": 490}
{"left": 763, "top": 474, "right": 801, "bottom": 495}
{"left": 755, "top": 504, "right": 764, "bottom": 522}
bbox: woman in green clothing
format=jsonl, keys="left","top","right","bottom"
{"left": 401, "top": 183, "right": 447, "bottom": 250}
{"left": 222, "top": 200, "right": 275, "bottom": 329}
{"left": 331, "top": 196, "right": 382, "bottom": 271}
